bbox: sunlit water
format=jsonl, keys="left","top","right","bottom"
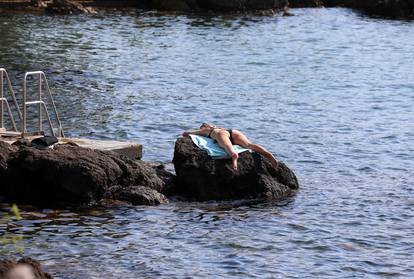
{"left": 1, "top": 8, "right": 414, "bottom": 278}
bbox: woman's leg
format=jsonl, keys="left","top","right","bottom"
{"left": 216, "top": 131, "right": 239, "bottom": 171}
{"left": 232, "top": 130, "right": 279, "bottom": 168}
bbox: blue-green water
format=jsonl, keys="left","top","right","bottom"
{"left": 1, "top": 8, "right": 414, "bottom": 278}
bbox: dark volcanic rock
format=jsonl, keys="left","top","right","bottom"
{"left": 105, "top": 185, "right": 168, "bottom": 205}
{"left": 0, "top": 141, "right": 15, "bottom": 174}
{"left": 284, "top": 0, "right": 352, "bottom": 8}
{"left": 149, "top": 0, "right": 200, "bottom": 11}
{"left": 45, "top": 0, "right": 96, "bottom": 14}
{"left": 147, "top": 0, "right": 289, "bottom": 12}
{"left": 352, "top": 0, "right": 414, "bottom": 19}
{"left": 152, "top": 164, "right": 176, "bottom": 194}
{"left": 326, "top": 0, "right": 354, "bottom": 6}
{"left": 31, "top": 0, "right": 48, "bottom": 8}
{"left": 172, "top": 137, "right": 299, "bottom": 201}
{"left": 287, "top": 0, "right": 414, "bottom": 18}
{"left": 246, "top": 0, "right": 287, "bottom": 10}
{"left": 0, "top": 143, "right": 169, "bottom": 206}
{"left": 287, "top": 0, "right": 324, "bottom": 7}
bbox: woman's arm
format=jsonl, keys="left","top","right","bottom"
{"left": 182, "top": 129, "right": 206, "bottom": 137}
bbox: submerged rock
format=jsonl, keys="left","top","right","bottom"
{"left": 0, "top": 142, "right": 169, "bottom": 207}
{"left": 105, "top": 185, "right": 169, "bottom": 205}
{"left": 171, "top": 137, "right": 299, "bottom": 201}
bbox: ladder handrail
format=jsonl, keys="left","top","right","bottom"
{"left": 23, "top": 71, "right": 65, "bottom": 138}
{"left": 0, "top": 68, "right": 23, "bottom": 132}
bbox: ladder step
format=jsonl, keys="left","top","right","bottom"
{"left": 26, "top": 100, "right": 45, "bottom": 105}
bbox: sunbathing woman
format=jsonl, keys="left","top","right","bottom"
{"left": 182, "top": 123, "right": 279, "bottom": 171}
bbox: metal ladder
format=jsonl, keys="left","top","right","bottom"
{"left": 0, "top": 68, "right": 65, "bottom": 138}
{"left": 23, "top": 71, "right": 65, "bottom": 138}
{"left": 0, "top": 68, "right": 22, "bottom": 135}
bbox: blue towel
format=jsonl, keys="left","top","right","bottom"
{"left": 190, "top": 135, "right": 249, "bottom": 159}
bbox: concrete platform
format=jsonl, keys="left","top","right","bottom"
{"left": 0, "top": 135, "right": 143, "bottom": 160}
{"left": 61, "top": 137, "right": 143, "bottom": 160}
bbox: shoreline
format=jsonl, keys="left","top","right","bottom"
{"left": 0, "top": 0, "right": 413, "bottom": 19}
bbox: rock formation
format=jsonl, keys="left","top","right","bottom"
{"left": 146, "top": 0, "right": 289, "bottom": 13}
{"left": 1, "top": 0, "right": 412, "bottom": 19}
{"left": 0, "top": 142, "right": 168, "bottom": 206}
{"left": 140, "top": 0, "right": 414, "bottom": 18}
{"left": 171, "top": 137, "right": 299, "bottom": 201}
{"left": 352, "top": 0, "right": 414, "bottom": 19}
{"left": 0, "top": 137, "right": 300, "bottom": 206}
{"left": 287, "top": 0, "right": 414, "bottom": 18}
{"left": 45, "top": 0, "right": 96, "bottom": 14}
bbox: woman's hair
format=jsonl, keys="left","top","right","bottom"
{"left": 200, "top": 122, "right": 215, "bottom": 129}
{"left": 0, "top": 257, "right": 54, "bottom": 279}
{"left": 0, "top": 260, "right": 15, "bottom": 278}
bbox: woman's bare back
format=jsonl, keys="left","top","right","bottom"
{"left": 182, "top": 123, "right": 279, "bottom": 171}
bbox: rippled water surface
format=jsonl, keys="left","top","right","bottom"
{"left": 1, "top": 8, "right": 414, "bottom": 278}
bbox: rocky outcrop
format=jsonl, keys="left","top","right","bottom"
{"left": 286, "top": 0, "right": 352, "bottom": 7}
{"left": 146, "top": 0, "right": 289, "bottom": 12}
{"left": 0, "top": 137, "right": 301, "bottom": 206}
{"left": 45, "top": 0, "right": 96, "bottom": 14}
{"left": 287, "top": 0, "right": 323, "bottom": 7}
{"left": 31, "top": 0, "right": 48, "bottom": 8}
{"left": 2, "top": 0, "right": 413, "bottom": 18}
{"left": 171, "top": 137, "right": 299, "bottom": 201}
{"left": 0, "top": 141, "right": 15, "bottom": 174}
{"left": 145, "top": 0, "right": 414, "bottom": 18}
{"left": 287, "top": 0, "right": 414, "bottom": 18}
{"left": 0, "top": 142, "right": 168, "bottom": 206}
{"left": 352, "top": 0, "right": 414, "bottom": 19}
{"left": 148, "top": 0, "right": 198, "bottom": 11}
